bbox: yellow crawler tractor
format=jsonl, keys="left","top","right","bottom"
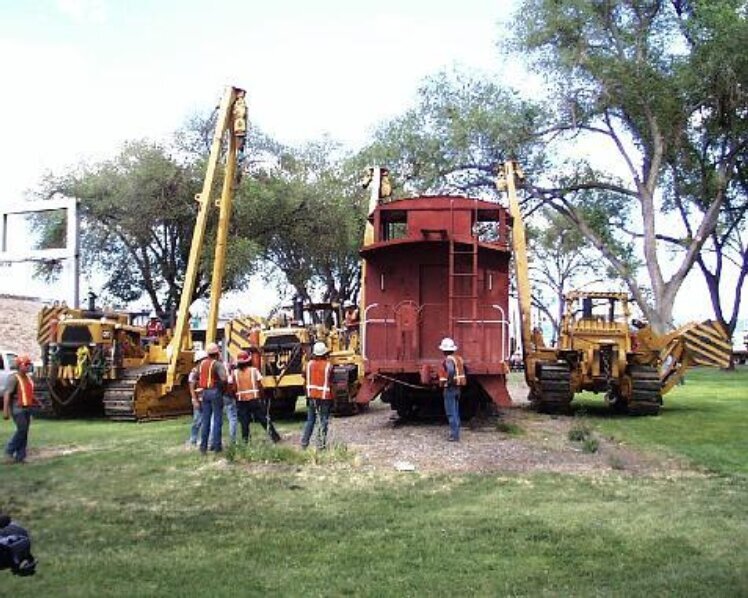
{"left": 34, "top": 302, "right": 188, "bottom": 419}
{"left": 498, "top": 160, "right": 732, "bottom": 415}
{"left": 224, "top": 302, "right": 364, "bottom": 417}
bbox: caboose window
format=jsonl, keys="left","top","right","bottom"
{"left": 380, "top": 210, "right": 408, "bottom": 241}
{"left": 474, "top": 218, "right": 500, "bottom": 243}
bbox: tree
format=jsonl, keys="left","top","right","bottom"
{"left": 233, "top": 137, "right": 367, "bottom": 305}
{"left": 356, "top": 70, "right": 607, "bottom": 331}
{"left": 34, "top": 139, "right": 258, "bottom": 313}
{"left": 510, "top": 0, "right": 748, "bottom": 332}
{"left": 528, "top": 211, "right": 605, "bottom": 341}
{"left": 355, "top": 70, "right": 545, "bottom": 198}
{"left": 662, "top": 1, "right": 748, "bottom": 337}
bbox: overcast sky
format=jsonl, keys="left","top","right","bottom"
{"left": 0, "top": 0, "right": 506, "bottom": 199}
{"left": 0, "top": 0, "right": 512, "bottom": 312}
{"left": 0, "top": 0, "right": 743, "bottom": 329}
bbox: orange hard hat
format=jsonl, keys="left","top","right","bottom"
{"left": 16, "top": 354, "right": 32, "bottom": 366}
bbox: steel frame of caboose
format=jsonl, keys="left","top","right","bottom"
{"left": 356, "top": 195, "right": 513, "bottom": 416}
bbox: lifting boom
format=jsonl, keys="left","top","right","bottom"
{"left": 497, "top": 160, "right": 534, "bottom": 385}
{"left": 165, "top": 85, "right": 247, "bottom": 391}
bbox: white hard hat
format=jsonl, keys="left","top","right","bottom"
{"left": 206, "top": 342, "right": 221, "bottom": 355}
{"left": 312, "top": 341, "right": 329, "bottom": 356}
{"left": 343, "top": 300, "right": 354, "bottom": 308}
{"left": 193, "top": 350, "right": 208, "bottom": 363}
{"left": 438, "top": 337, "right": 458, "bottom": 352}
{"left": 149, "top": 311, "right": 157, "bottom": 318}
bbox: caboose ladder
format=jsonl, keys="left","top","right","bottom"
{"left": 447, "top": 237, "right": 479, "bottom": 337}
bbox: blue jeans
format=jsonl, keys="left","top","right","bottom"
{"left": 6, "top": 405, "right": 32, "bottom": 462}
{"left": 443, "top": 387, "right": 461, "bottom": 440}
{"left": 189, "top": 404, "right": 202, "bottom": 444}
{"left": 237, "top": 400, "right": 280, "bottom": 443}
{"left": 223, "top": 396, "right": 237, "bottom": 444}
{"left": 200, "top": 389, "right": 224, "bottom": 452}
{"left": 301, "top": 399, "right": 332, "bottom": 449}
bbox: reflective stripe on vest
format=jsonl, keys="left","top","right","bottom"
{"left": 306, "top": 360, "right": 332, "bottom": 400}
{"left": 438, "top": 355, "right": 466, "bottom": 387}
{"left": 198, "top": 358, "right": 219, "bottom": 389}
{"left": 15, "top": 373, "right": 35, "bottom": 408}
{"left": 235, "top": 367, "right": 261, "bottom": 401}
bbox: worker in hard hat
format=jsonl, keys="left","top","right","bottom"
{"left": 198, "top": 343, "right": 228, "bottom": 454}
{"left": 3, "top": 355, "right": 38, "bottom": 463}
{"left": 187, "top": 350, "right": 208, "bottom": 447}
{"left": 300, "top": 341, "right": 333, "bottom": 450}
{"left": 234, "top": 348, "right": 281, "bottom": 443}
{"left": 438, "top": 338, "right": 466, "bottom": 442}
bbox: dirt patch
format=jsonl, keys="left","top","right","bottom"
{"left": 286, "top": 377, "right": 692, "bottom": 477}
{"left": 18, "top": 444, "right": 89, "bottom": 461}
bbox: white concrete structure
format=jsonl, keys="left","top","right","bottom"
{"left": 0, "top": 197, "right": 79, "bottom": 307}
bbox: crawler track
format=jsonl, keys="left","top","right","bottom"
{"left": 102, "top": 366, "right": 191, "bottom": 421}
{"left": 534, "top": 362, "right": 574, "bottom": 413}
{"left": 34, "top": 376, "right": 103, "bottom": 417}
{"left": 626, "top": 365, "right": 662, "bottom": 415}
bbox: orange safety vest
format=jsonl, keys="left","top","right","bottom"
{"left": 14, "top": 373, "right": 36, "bottom": 408}
{"left": 438, "top": 355, "right": 466, "bottom": 387}
{"left": 198, "top": 358, "right": 220, "bottom": 390}
{"left": 306, "top": 359, "right": 332, "bottom": 400}
{"left": 235, "top": 367, "right": 262, "bottom": 401}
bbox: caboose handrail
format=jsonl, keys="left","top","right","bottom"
{"left": 492, "top": 304, "right": 511, "bottom": 361}
{"left": 361, "top": 302, "right": 380, "bottom": 360}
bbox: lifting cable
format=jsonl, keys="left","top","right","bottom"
{"left": 372, "top": 373, "right": 431, "bottom": 391}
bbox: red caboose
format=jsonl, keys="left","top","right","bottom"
{"left": 356, "top": 195, "right": 512, "bottom": 418}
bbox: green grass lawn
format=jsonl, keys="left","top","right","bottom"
{"left": 2, "top": 369, "right": 747, "bottom": 596}
{"left": 576, "top": 366, "right": 748, "bottom": 475}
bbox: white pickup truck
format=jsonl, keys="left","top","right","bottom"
{"left": 0, "top": 349, "right": 20, "bottom": 393}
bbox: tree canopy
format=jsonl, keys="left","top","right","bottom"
{"left": 356, "top": 71, "right": 544, "bottom": 198}
{"left": 510, "top": 0, "right": 748, "bottom": 332}
{"left": 33, "top": 121, "right": 367, "bottom": 314}
{"left": 358, "top": 1, "right": 747, "bottom": 334}
{"left": 33, "top": 140, "right": 259, "bottom": 314}
{"left": 234, "top": 137, "right": 367, "bottom": 305}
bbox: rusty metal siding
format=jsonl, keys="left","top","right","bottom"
{"left": 362, "top": 196, "right": 511, "bottom": 371}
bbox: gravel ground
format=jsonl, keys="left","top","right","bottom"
{"left": 289, "top": 376, "right": 692, "bottom": 477}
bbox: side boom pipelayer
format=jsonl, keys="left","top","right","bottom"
{"left": 34, "top": 86, "right": 250, "bottom": 421}
{"left": 498, "top": 160, "right": 732, "bottom": 415}
{"left": 164, "top": 85, "right": 248, "bottom": 394}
